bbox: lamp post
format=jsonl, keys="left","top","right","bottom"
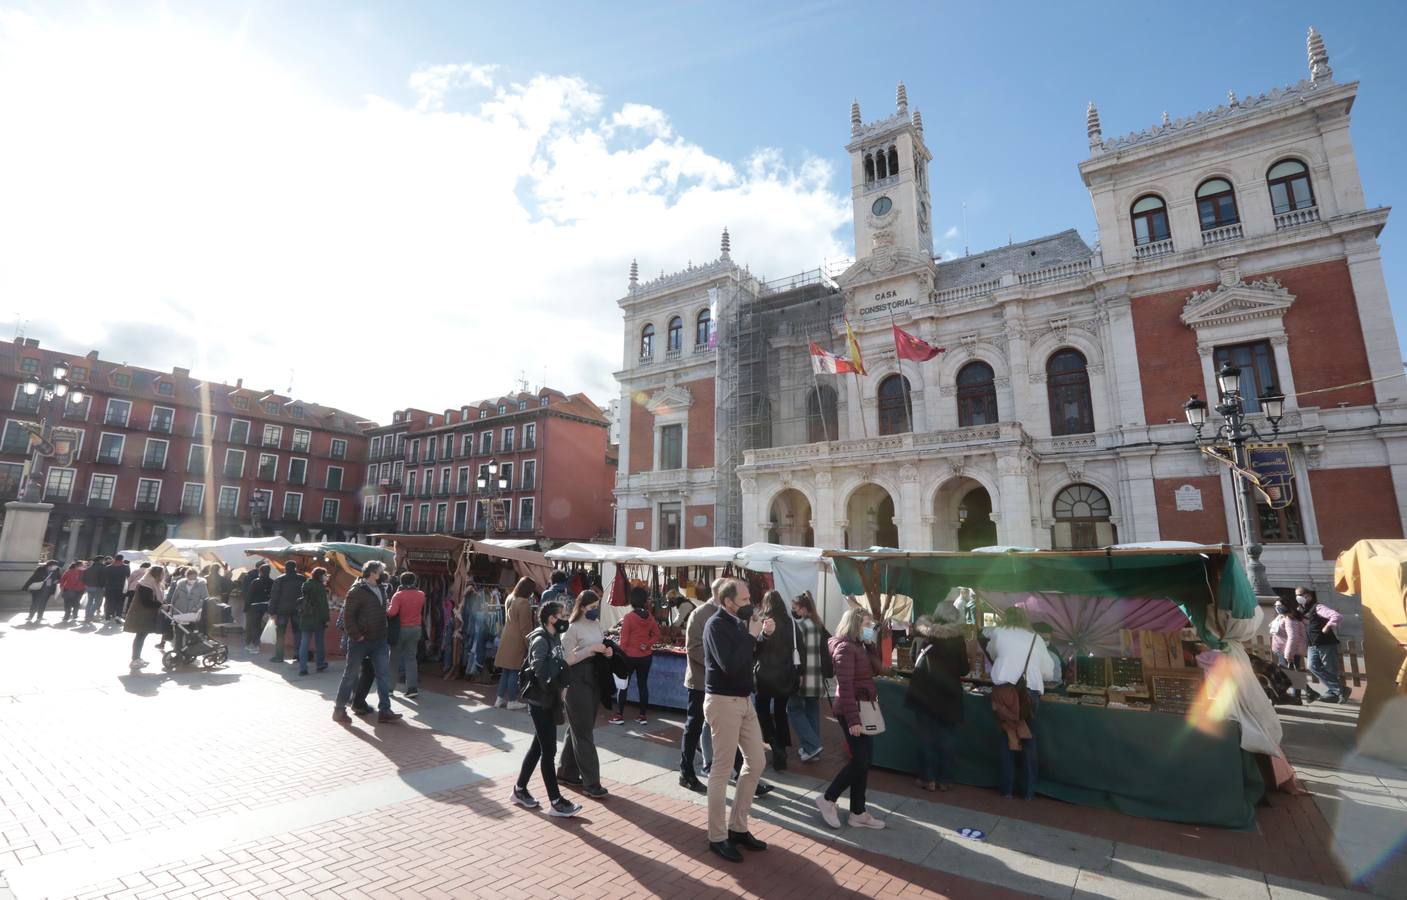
{"left": 19, "top": 361, "right": 84, "bottom": 503}
{"left": 475, "top": 458, "right": 509, "bottom": 540}
{"left": 249, "top": 491, "right": 269, "bottom": 537}
{"left": 1183, "top": 363, "right": 1286, "bottom": 597}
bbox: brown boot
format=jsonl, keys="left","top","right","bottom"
{"left": 332, "top": 708, "right": 352, "bottom": 723}
{"left": 377, "top": 711, "right": 403, "bottom": 723}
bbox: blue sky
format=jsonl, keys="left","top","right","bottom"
{"left": 1, "top": 1, "right": 1404, "bottom": 416}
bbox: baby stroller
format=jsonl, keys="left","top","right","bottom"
{"left": 161, "top": 600, "right": 230, "bottom": 671}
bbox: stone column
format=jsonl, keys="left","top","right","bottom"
{"left": 1102, "top": 295, "right": 1146, "bottom": 427}
{"left": 739, "top": 477, "right": 759, "bottom": 545}
{"left": 996, "top": 452, "right": 1035, "bottom": 547}
{"left": 1116, "top": 450, "right": 1160, "bottom": 542}
{"left": 63, "top": 518, "right": 85, "bottom": 562}
{"left": 898, "top": 465, "right": 922, "bottom": 548}
{"left": 812, "top": 471, "right": 837, "bottom": 548}
{"left": 1002, "top": 308, "right": 1031, "bottom": 425}
{"left": 1344, "top": 237, "right": 1406, "bottom": 398}
{"left": 116, "top": 520, "right": 133, "bottom": 552}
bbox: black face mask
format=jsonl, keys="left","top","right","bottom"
{"left": 553, "top": 620, "right": 569, "bottom": 635}
{"left": 735, "top": 603, "right": 754, "bottom": 621}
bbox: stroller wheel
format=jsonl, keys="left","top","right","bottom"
{"left": 162, "top": 650, "right": 180, "bottom": 672}
{"left": 208, "top": 645, "right": 229, "bottom": 667}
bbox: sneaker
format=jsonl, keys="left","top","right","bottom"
{"left": 798, "top": 747, "right": 822, "bottom": 762}
{"left": 848, "top": 811, "right": 886, "bottom": 829}
{"left": 316, "top": 665, "right": 329, "bottom": 673}
{"left": 583, "top": 785, "right": 609, "bottom": 800}
{"left": 512, "top": 787, "right": 540, "bottom": 809}
{"left": 377, "top": 711, "right": 404, "bottom": 723}
{"left": 128, "top": 659, "right": 144, "bottom": 670}
{"left": 636, "top": 716, "right": 648, "bottom": 725}
{"left": 505, "top": 701, "right": 527, "bottom": 711}
{"left": 547, "top": 797, "right": 582, "bottom": 818}
{"left": 495, "top": 697, "right": 508, "bottom": 709}
{"left": 815, "top": 795, "right": 841, "bottom": 829}
{"left": 608, "top": 714, "right": 625, "bottom": 725}
{"left": 404, "top": 689, "right": 419, "bottom": 698}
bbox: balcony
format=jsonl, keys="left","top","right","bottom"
{"left": 665, "top": 346, "right": 682, "bottom": 361}
{"left": 292, "top": 441, "right": 310, "bottom": 454}
{"left": 103, "top": 414, "right": 130, "bottom": 428}
{"left": 1200, "top": 222, "right": 1243, "bottom": 246}
{"left": 522, "top": 439, "right": 535, "bottom": 451}
{"left": 150, "top": 420, "right": 173, "bottom": 434}
{"left": 43, "top": 489, "right": 70, "bottom": 503}
{"left": 380, "top": 477, "right": 402, "bottom": 490}
{"left": 222, "top": 465, "right": 244, "bottom": 478}
{"left": 228, "top": 433, "right": 252, "bottom": 446}
{"left": 1274, "top": 206, "right": 1320, "bottom": 230}
{"left": 436, "top": 487, "right": 451, "bottom": 498}
{"left": 1133, "top": 238, "right": 1174, "bottom": 260}
{"left": 330, "top": 446, "right": 346, "bottom": 460}
{"left": 134, "top": 499, "right": 158, "bottom": 512}
{"left": 257, "top": 466, "right": 278, "bottom": 482}
{"left": 88, "top": 497, "right": 112, "bottom": 509}
{"left": 282, "top": 509, "right": 302, "bottom": 523}
{"left": 140, "top": 457, "right": 167, "bottom": 471}
{"left": 180, "top": 503, "right": 203, "bottom": 516}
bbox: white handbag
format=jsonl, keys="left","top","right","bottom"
{"left": 857, "top": 698, "right": 886, "bottom": 735}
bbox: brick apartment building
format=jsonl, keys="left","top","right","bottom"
{"left": 0, "top": 338, "right": 371, "bottom": 559}
{"left": 362, "top": 389, "right": 615, "bottom": 545}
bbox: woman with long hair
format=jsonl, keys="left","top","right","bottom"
{"left": 126, "top": 565, "right": 168, "bottom": 670}
{"left": 557, "top": 590, "right": 612, "bottom": 799}
{"left": 494, "top": 576, "right": 538, "bottom": 709}
{"left": 787, "top": 591, "right": 827, "bottom": 762}
{"left": 754, "top": 590, "right": 797, "bottom": 771}
{"left": 512, "top": 600, "right": 582, "bottom": 818}
{"left": 815, "top": 606, "right": 885, "bottom": 830}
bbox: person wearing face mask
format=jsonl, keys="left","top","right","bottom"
{"left": 815, "top": 606, "right": 886, "bottom": 830}
{"left": 611, "top": 586, "right": 662, "bottom": 725}
{"left": 332, "top": 562, "right": 402, "bottom": 724}
{"left": 512, "top": 600, "right": 582, "bottom": 818}
{"left": 556, "top": 590, "right": 613, "bottom": 799}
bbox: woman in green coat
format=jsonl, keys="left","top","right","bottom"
{"left": 298, "top": 567, "right": 332, "bottom": 676}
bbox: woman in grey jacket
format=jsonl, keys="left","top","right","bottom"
{"left": 557, "top": 590, "right": 613, "bottom": 799}
{"left": 512, "top": 600, "right": 582, "bottom": 818}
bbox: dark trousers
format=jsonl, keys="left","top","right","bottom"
{"left": 915, "top": 713, "right": 958, "bottom": 785}
{"left": 824, "top": 715, "right": 873, "bottom": 814}
{"left": 518, "top": 702, "right": 562, "bottom": 802}
{"left": 354, "top": 656, "right": 375, "bottom": 708}
{"left": 103, "top": 589, "right": 125, "bottom": 620}
{"left": 997, "top": 689, "right": 1040, "bottom": 799}
{"left": 272, "top": 611, "right": 301, "bottom": 660}
{"left": 61, "top": 589, "right": 83, "bottom": 620}
{"left": 754, "top": 690, "right": 792, "bottom": 755}
{"left": 559, "top": 663, "right": 602, "bottom": 788}
{"left": 680, "top": 687, "right": 706, "bottom": 779}
{"left": 28, "top": 589, "right": 50, "bottom": 619}
{"left": 616, "top": 653, "right": 653, "bottom": 717}
{"left": 245, "top": 607, "right": 267, "bottom": 648}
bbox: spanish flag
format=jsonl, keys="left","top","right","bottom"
{"left": 844, "top": 319, "right": 867, "bottom": 375}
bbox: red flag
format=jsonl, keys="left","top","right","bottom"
{"left": 809, "top": 342, "right": 857, "bottom": 375}
{"left": 892, "top": 324, "right": 944, "bottom": 362}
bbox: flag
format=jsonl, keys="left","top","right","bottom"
{"left": 844, "top": 319, "right": 867, "bottom": 375}
{"left": 707, "top": 287, "right": 719, "bottom": 348}
{"left": 810, "top": 342, "right": 857, "bottom": 375}
{"left": 892, "top": 324, "right": 945, "bottom": 362}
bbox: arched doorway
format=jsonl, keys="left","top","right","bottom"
{"left": 767, "top": 489, "right": 814, "bottom": 547}
{"left": 846, "top": 484, "right": 897, "bottom": 549}
{"left": 932, "top": 476, "right": 998, "bottom": 550}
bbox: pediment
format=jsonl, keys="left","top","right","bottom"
{"left": 646, "top": 385, "right": 693, "bottom": 415}
{"left": 836, "top": 248, "right": 935, "bottom": 291}
{"left": 1180, "top": 277, "right": 1294, "bottom": 328}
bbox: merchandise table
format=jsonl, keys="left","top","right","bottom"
{"left": 617, "top": 647, "right": 689, "bottom": 711}
{"left": 871, "top": 679, "right": 1264, "bottom": 829}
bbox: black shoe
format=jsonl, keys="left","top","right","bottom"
{"left": 557, "top": 771, "right": 584, "bottom": 787}
{"left": 679, "top": 775, "right": 707, "bottom": 793}
{"left": 728, "top": 830, "right": 767, "bottom": 851}
{"left": 754, "top": 782, "right": 775, "bottom": 797}
{"left": 709, "top": 840, "right": 743, "bottom": 863}
{"left": 584, "top": 785, "right": 609, "bottom": 799}
{"left": 404, "top": 689, "right": 419, "bottom": 698}
{"left": 773, "top": 751, "right": 788, "bottom": 773}
{"left": 352, "top": 705, "right": 375, "bottom": 715}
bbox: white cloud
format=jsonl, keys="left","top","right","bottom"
{"left": 939, "top": 250, "right": 959, "bottom": 261}
{"left": 943, "top": 225, "right": 960, "bottom": 240}
{"left": 0, "top": 13, "right": 850, "bottom": 419}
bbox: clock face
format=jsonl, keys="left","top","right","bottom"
{"left": 871, "top": 196, "right": 893, "bottom": 217}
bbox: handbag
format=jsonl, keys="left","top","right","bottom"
{"left": 857, "top": 698, "right": 886, "bottom": 735}
{"left": 386, "top": 611, "right": 401, "bottom": 644}
{"left": 820, "top": 626, "right": 836, "bottom": 680}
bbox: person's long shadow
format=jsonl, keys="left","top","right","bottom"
{"left": 337, "top": 719, "right": 516, "bottom": 820}
{"left": 117, "top": 671, "right": 242, "bottom": 697}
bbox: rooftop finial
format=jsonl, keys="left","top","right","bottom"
{"left": 1308, "top": 26, "right": 1333, "bottom": 83}
{"left": 720, "top": 227, "right": 731, "bottom": 259}
{"left": 628, "top": 259, "right": 638, "bottom": 289}
{"left": 850, "top": 98, "right": 862, "bottom": 136}
{"left": 896, "top": 81, "right": 908, "bottom": 115}
{"left": 1161, "top": 111, "right": 1171, "bottom": 127}
{"left": 1228, "top": 89, "right": 1239, "bottom": 107}
{"left": 1086, "top": 101, "right": 1102, "bottom": 150}
{"left": 912, "top": 109, "right": 923, "bottom": 136}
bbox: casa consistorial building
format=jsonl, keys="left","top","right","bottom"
{"left": 613, "top": 28, "right": 1405, "bottom": 594}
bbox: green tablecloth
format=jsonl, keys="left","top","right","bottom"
{"left": 873, "top": 679, "right": 1265, "bottom": 829}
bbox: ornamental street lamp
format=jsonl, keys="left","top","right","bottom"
{"left": 475, "top": 458, "right": 510, "bottom": 540}
{"left": 19, "top": 362, "right": 84, "bottom": 503}
{"left": 1184, "top": 363, "right": 1287, "bottom": 596}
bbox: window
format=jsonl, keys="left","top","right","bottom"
{"left": 192, "top": 414, "right": 215, "bottom": 439}
{"left": 223, "top": 448, "right": 246, "bottom": 477}
{"left": 667, "top": 316, "right": 683, "bottom": 351}
{"left": 807, "top": 385, "right": 838, "bottom": 442}
{"left": 1213, "top": 341, "right": 1279, "bottom": 413}
{"left": 502, "top": 426, "right": 515, "bottom": 452}
{"left": 1267, "top": 159, "right": 1315, "bottom": 214}
{"left": 187, "top": 444, "right": 208, "bottom": 475}
{"left": 45, "top": 467, "right": 75, "bottom": 501}
{"left": 233, "top": 394, "right": 250, "bottom": 410}
{"left": 660, "top": 502, "right": 682, "bottom": 550}
{"left": 1052, "top": 484, "right": 1116, "bottom": 550}
{"left": 409, "top": 438, "right": 420, "bottom": 463}
{"left": 417, "top": 503, "right": 430, "bottom": 532}
{"left": 263, "top": 401, "right": 281, "bottom": 415}
{"left": 291, "top": 405, "right": 304, "bottom": 419}
{"left": 1, "top": 420, "right": 31, "bottom": 454}
{"left": 1255, "top": 494, "right": 1304, "bottom": 544}
{"left": 521, "top": 459, "right": 536, "bottom": 490}
{"left": 426, "top": 436, "right": 437, "bottom": 461}
{"left": 462, "top": 434, "right": 474, "bottom": 457}
{"left": 70, "top": 366, "right": 86, "bottom": 382}
{"left": 149, "top": 407, "right": 175, "bottom": 435}
{"left": 1196, "top": 178, "right": 1239, "bottom": 230}
{"left": 322, "top": 498, "right": 340, "bottom": 522}
{"left": 97, "top": 433, "right": 126, "bottom": 465}
{"left": 180, "top": 483, "right": 204, "bottom": 514}
{"left": 261, "top": 424, "right": 282, "bottom": 448}
{"left": 877, "top": 375, "right": 913, "bottom": 435}
{"left": 20, "top": 357, "right": 38, "bottom": 374}
{"left": 288, "top": 457, "right": 307, "bottom": 485}
{"left": 283, "top": 492, "right": 302, "bottom": 521}
{"left": 0, "top": 462, "right": 19, "bottom": 498}
{"left": 523, "top": 423, "right": 536, "bottom": 449}
{"left": 640, "top": 323, "right": 655, "bottom": 358}
{"left": 696, "top": 308, "right": 712, "bottom": 346}
{"left": 141, "top": 438, "right": 169, "bottom": 469}
{"left": 1130, "top": 194, "right": 1170, "bottom": 245}
{"left": 440, "top": 467, "right": 451, "bottom": 494}
{"left": 135, "top": 478, "right": 161, "bottom": 510}
{"left": 104, "top": 399, "right": 131, "bottom": 427}
{"left": 371, "top": 436, "right": 382, "bottom": 458}
{"left": 228, "top": 419, "right": 251, "bottom": 444}
{"left": 88, "top": 474, "right": 117, "bottom": 507}
{"left": 956, "top": 361, "right": 999, "bottom": 427}
{"left": 480, "top": 431, "right": 493, "bottom": 454}
{"left": 472, "top": 498, "right": 484, "bottom": 530}
{"left": 258, "top": 453, "right": 278, "bottom": 480}
{"left": 1047, "top": 349, "right": 1095, "bottom": 435}
{"left": 479, "top": 409, "right": 488, "bottom": 419}
{"left": 156, "top": 381, "right": 174, "bottom": 397}
{"left": 330, "top": 438, "right": 346, "bottom": 459}
{"left": 12, "top": 386, "right": 40, "bottom": 414}
{"left": 407, "top": 471, "right": 418, "bottom": 497}
{"left": 217, "top": 486, "right": 240, "bottom": 516}
{"left": 453, "top": 501, "right": 469, "bottom": 532}
{"left": 540, "top": 396, "right": 549, "bottom": 407}
{"left": 520, "top": 498, "right": 535, "bottom": 531}
{"left": 659, "top": 424, "right": 683, "bottom": 470}
{"left": 422, "top": 468, "right": 432, "bottom": 494}
{"left": 113, "top": 372, "right": 131, "bottom": 389}
{"left": 500, "top": 462, "right": 514, "bottom": 489}
{"left": 435, "top": 503, "right": 448, "bottom": 532}
{"left": 497, "top": 404, "right": 506, "bottom": 415}
{"left": 64, "top": 393, "right": 90, "bottom": 420}
{"left": 518, "top": 400, "right": 527, "bottom": 411}
{"left": 326, "top": 466, "right": 344, "bottom": 491}
{"left": 401, "top": 505, "right": 413, "bottom": 532}
{"left": 457, "top": 466, "right": 471, "bottom": 493}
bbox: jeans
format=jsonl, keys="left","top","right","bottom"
{"left": 336, "top": 639, "right": 392, "bottom": 713}
{"left": 245, "top": 607, "right": 268, "bottom": 649}
{"left": 28, "top": 589, "right": 51, "bottom": 619}
{"left": 1308, "top": 644, "right": 1344, "bottom": 697}
{"left": 825, "top": 715, "right": 873, "bottom": 814}
{"left": 517, "top": 702, "right": 562, "bottom": 802}
{"left": 298, "top": 630, "right": 327, "bottom": 674}
{"left": 84, "top": 588, "right": 104, "bottom": 621}
{"left": 499, "top": 668, "right": 521, "bottom": 705}
{"left": 616, "top": 653, "right": 653, "bottom": 717}
{"left": 997, "top": 690, "right": 1040, "bottom": 799}
{"left": 61, "top": 589, "right": 83, "bottom": 620}
{"left": 393, "top": 627, "right": 422, "bottom": 691}
{"left": 272, "top": 611, "right": 300, "bottom": 660}
{"left": 680, "top": 687, "right": 707, "bottom": 779}
{"left": 103, "top": 589, "right": 124, "bottom": 620}
{"left": 915, "top": 713, "right": 958, "bottom": 785}
{"left": 787, "top": 695, "right": 823, "bottom": 757}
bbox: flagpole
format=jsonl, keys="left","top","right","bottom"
{"left": 888, "top": 308, "right": 915, "bottom": 434}
{"left": 842, "top": 318, "right": 870, "bottom": 439}
{"left": 807, "top": 330, "right": 833, "bottom": 443}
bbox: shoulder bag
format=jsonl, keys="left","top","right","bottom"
{"left": 857, "top": 697, "right": 885, "bottom": 735}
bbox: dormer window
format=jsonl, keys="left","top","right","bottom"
{"left": 479, "top": 409, "right": 487, "bottom": 419}
{"left": 497, "top": 404, "right": 506, "bottom": 415}
{"left": 292, "top": 405, "right": 305, "bottom": 419}
{"left": 114, "top": 372, "right": 131, "bottom": 389}
{"left": 234, "top": 395, "right": 249, "bottom": 410}
{"left": 263, "top": 401, "right": 280, "bottom": 415}
{"left": 518, "top": 400, "right": 527, "bottom": 411}
{"left": 540, "top": 396, "right": 549, "bottom": 407}
{"left": 156, "top": 381, "right": 174, "bottom": 397}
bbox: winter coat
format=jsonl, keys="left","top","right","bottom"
{"left": 103, "top": 562, "right": 131, "bottom": 593}
{"left": 59, "top": 568, "right": 86, "bottom": 593}
{"left": 299, "top": 579, "right": 331, "bottom": 631}
{"left": 905, "top": 623, "right": 969, "bottom": 725}
{"left": 1270, "top": 613, "right": 1308, "bottom": 661}
{"left": 829, "top": 635, "right": 879, "bottom": 725}
{"left": 619, "top": 607, "right": 661, "bottom": 658}
{"left": 82, "top": 564, "right": 105, "bottom": 589}
{"left": 269, "top": 571, "right": 308, "bottom": 616}
{"left": 494, "top": 593, "right": 535, "bottom": 670}
{"left": 755, "top": 616, "right": 798, "bottom": 696}
{"left": 246, "top": 575, "right": 274, "bottom": 613}
{"left": 168, "top": 578, "right": 209, "bottom": 617}
{"left": 683, "top": 602, "right": 719, "bottom": 690}
{"left": 22, "top": 564, "right": 60, "bottom": 592}
{"left": 343, "top": 579, "right": 388, "bottom": 643}
{"left": 124, "top": 575, "right": 165, "bottom": 635}
{"left": 522, "top": 626, "right": 566, "bottom": 708}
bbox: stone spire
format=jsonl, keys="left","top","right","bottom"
{"left": 896, "top": 81, "right": 908, "bottom": 116}
{"left": 1308, "top": 26, "right": 1333, "bottom": 83}
{"left": 1161, "top": 111, "right": 1171, "bottom": 127}
{"left": 912, "top": 109, "right": 923, "bottom": 137}
{"left": 628, "top": 259, "right": 638, "bottom": 290}
{"left": 720, "top": 227, "right": 731, "bottom": 259}
{"left": 1086, "top": 101, "right": 1102, "bottom": 151}
{"left": 1228, "top": 89, "right": 1239, "bottom": 107}
{"left": 850, "top": 98, "right": 862, "bottom": 136}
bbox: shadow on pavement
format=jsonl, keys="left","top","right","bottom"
{"left": 117, "top": 671, "right": 242, "bottom": 696}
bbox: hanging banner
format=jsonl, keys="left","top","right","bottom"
{"left": 490, "top": 499, "right": 509, "bottom": 533}
{"left": 1248, "top": 443, "right": 1295, "bottom": 510}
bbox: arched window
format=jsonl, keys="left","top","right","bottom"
{"left": 875, "top": 149, "right": 888, "bottom": 180}
{"left": 807, "top": 385, "right": 838, "bottom": 443}
{"left": 1052, "top": 484, "right": 1116, "bottom": 550}
{"left": 667, "top": 316, "right": 683, "bottom": 351}
{"left": 1267, "top": 159, "right": 1315, "bottom": 215}
{"left": 1196, "top": 178, "right": 1239, "bottom": 230}
{"left": 956, "top": 361, "right": 998, "bottom": 427}
{"left": 695, "top": 308, "right": 711, "bottom": 346}
{"left": 887, "top": 146, "right": 899, "bottom": 177}
{"left": 1047, "top": 349, "right": 1094, "bottom": 435}
{"left": 864, "top": 154, "right": 875, "bottom": 184}
{"left": 1130, "top": 194, "right": 1170, "bottom": 246}
{"left": 877, "top": 374, "right": 912, "bottom": 435}
{"left": 640, "top": 323, "right": 654, "bottom": 358}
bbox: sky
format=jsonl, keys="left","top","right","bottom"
{"left": 1, "top": 1, "right": 1404, "bottom": 424}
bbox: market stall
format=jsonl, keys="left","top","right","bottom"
{"left": 828, "top": 544, "right": 1279, "bottom": 829}
{"left": 246, "top": 542, "right": 396, "bottom": 658}
{"left": 148, "top": 536, "right": 292, "bottom": 571}
{"left": 1334, "top": 539, "right": 1407, "bottom": 765}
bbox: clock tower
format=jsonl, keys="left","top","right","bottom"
{"left": 847, "top": 82, "right": 933, "bottom": 265}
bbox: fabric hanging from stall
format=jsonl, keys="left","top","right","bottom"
{"left": 609, "top": 565, "right": 629, "bottom": 606}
